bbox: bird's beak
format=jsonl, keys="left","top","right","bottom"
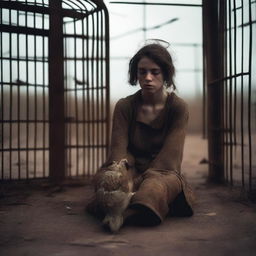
{"left": 119, "top": 159, "right": 129, "bottom": 169}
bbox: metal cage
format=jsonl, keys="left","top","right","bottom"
{"left": 203, "top": 0, "right": 256, "bottom": 196}
{"left": 0, "top": 0, "right": 110, "bottom": 181}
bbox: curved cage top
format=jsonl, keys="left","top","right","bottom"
{"left": 2, "top": 0, "right": 105, "bottom": 13}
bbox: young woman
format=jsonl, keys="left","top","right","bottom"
{"left": 87, "top": 41, "right": 195, "bottom": 229}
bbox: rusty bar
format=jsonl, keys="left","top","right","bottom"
{"left": 63, "top": 11, "right": 66, "bottom": 176}
{"left": 223, "top": 1, "right": 228, "bottom": 182}
{"left": 103, "top": 3, "right": 110, "bottom": 161}
{"left": 2, "top": 119, "right": 49, "bottom": 123}
{"left": 81, "top": 16, "right": 86, "bottom": 176}
{"left": 66, "top": 24, "right": 70, "bottom": 178}
{"left": 241, "top": 0, "right": 245, "bottom": 188}
{"left": 1, "top": 81, "right": 49, "bottom": 87}
{"left": 99, "top": 9, "right": 105, "bottom": 166}
{"left": 248, "top": 0, "right": 252, "bottom": 191}
{"left": 219, "top": 0, "right": 227, "bottom": 183}
{"left": 25, "top": 3, "right": 29, "bottom": 180}
{"left": 2, "top": 147, "right": 49, "bottom": 152}
{"left": 64, "top": 56, "right": 107, "bottom": 61}
{"left": 63, "top": 33, "right": 105, "bottom": 40}
{"left": 75, "top": 0, "right": 87, "bottom": 10}
{"left": 42, "top": 11, "right": 47, "bottom": 178}
{"left": 1, "top": 9, "right": 4, "bottom": 180}
{"left": 48, "top": 0, "right": 65, "bottom": 182}
{"left": 91, "top": 13, "right": 95, "bottom": 174}
{"left": 208, "top": 72, "right": 250, "bottom": 85}
{"left": 86, "top": 13, "right": 91, "bottom": 176}
{"left": 9, "top": 7, "right": 13, "bottom": 180}
{"left": 100, "top": 10, "right": 104, "bottom": 163}
{"left": 0, "top": 24, "right": 49, "bottom": 36}
{"left": 1, "top": 56, "right": 48, "bottom": 62}
{"left": 96, "top": 10, "right": 100, "bottom": 172}
{"left": 228, "top": 0, "right": 233, "bottom": 185}
{"left": 63, "top": 25, "right": 70, "bottom": 177}
{"left": 224, "top": 0, "right": 229, "bottom": 183}
{"left": 203, "top": 0, "right": 224, "bottom": 183}
{"left": 73, "top": 17, "right": 79, "bottom": 177}
{"left": 91, "top": 15, "right": 97, "bottom": 172}
{"left": 8, "top": 10, "right": 13, "bottom": 180}
{"left": 63, "top": 7, "right": 102, "bottom": 21}
{"left": 33, "top": 12, "right": 37, "bottom": 178}
{"left": 62, "top": 0, "right": 76, "bottom": 10}
{"left": 17, "top": 11, "right": 21, "bottom": 179}
{"left": 239, "top": 20, "right": 256, "bottom": 27}
{"left": 202, "top": 5, "right": 207, "bottom": 139}
{"left": 233, "top": 0, "right": 237, "bottom": 147}
{"left": 71, "top": 6, "right": 88, "bottom": 177}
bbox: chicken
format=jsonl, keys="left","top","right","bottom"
{"left": 93, "top": 159, "right": 134, "bottom": 232}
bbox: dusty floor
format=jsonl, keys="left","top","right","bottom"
{"left": 1, "top": 135, "right": 256, "bottom": 256}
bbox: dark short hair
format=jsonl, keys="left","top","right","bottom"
{"left": 128, "top": 43, "right": 176, "bottom": 90}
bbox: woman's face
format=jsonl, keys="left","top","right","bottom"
{"left": 137, "top": 57, "right": 164, "bottom": 94}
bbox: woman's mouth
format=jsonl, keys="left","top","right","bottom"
{"left": 144, "top": 84, "right": 154, "bottom": 88}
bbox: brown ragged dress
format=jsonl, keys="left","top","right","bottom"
{"left": 91, "top": 90, "right": 195, "bottom": 224}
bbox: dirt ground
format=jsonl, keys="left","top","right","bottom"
{"left": 1, "top": 134, "right": 256, "bottom": 256}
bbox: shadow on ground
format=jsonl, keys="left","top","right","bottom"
{"left": 1, "top": 135, "right": 256, "bottom": 256}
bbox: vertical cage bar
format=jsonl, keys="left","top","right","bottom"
{"left": 202, "top": 24, "right": 207, "bottom": 139}
{"left": 25, "top": 6, "right": 29, "bottom": 179}
{"left": 104, "top": 5, "right": 110, "bottom": 161}
{"left": 203, "top": 0, "right": 224, "bottom": 183}
{"left": 33, "top": 12, "right": 37, "bottom": 178}
{"left": 81, "top": 0, "right": 87, "bottom": 177}
{"left": 73, "top": 18, "right": 79, "bottom": 177}
{"left": 0, "top": 8, "right": 5, "bottom": 180}
{"left": 100, "top": 10, "right": 105, "bottom": 162}
{"left": 233, "top": 0, "right": 237, "bottom": 148}
{"left": 86, "top": 15, "right": 91, "bottom": 176}
{"left": 48, "top": 0, "right": 65, "bottom": 182}
{"left": 223, "top": 0, "right": 228, "bottom": 182}
{"left": 1, "top": 7, "right": 3, "bottom": 180}
{"left": 228, "top": 0, "right": 233, "bottom": 185}
{"left": 96, "top": 11, "right": 100, "bottom": 172}
{"left": 248, "top": 0, "right": 252, "bottom": 191}
{"left": 9, "top": 7, "right": 13, "bottom": 180}
{"left": 91, "top": 14, "right": 95, "bottom": 174}
{"left": 42, "top": 12, "right": 47, "bottom": 178}
{"left": 81, "top": 18, "right": 86, "bottom": 176}
{"left": 240, "top": 0, "right": 245, "bottom": 188}
{"left": 63, "top": 25, "right": 70, "bottom": 177}
{"left": 219, "top": 0, "right": 226, "bottom": 183}
{"left": 17, "top": 12, "right": 21, "bottom": 179}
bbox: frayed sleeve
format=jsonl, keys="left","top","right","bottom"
{"left": 105, "top": 99, "right": 135, "bottom": 166}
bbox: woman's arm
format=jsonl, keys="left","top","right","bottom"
{"left": 149, "top": 99, "right": 189, "bottom": 172}
{"left": 104, "top": 99, "right": 135, "bottom": 166}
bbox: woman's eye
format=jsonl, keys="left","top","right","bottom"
{"left": 138, "top": 69, "right": 147, "bottom": 75}
{"left": 138, "top": 69, "right": 161, "bottom": 76}
{"left": 151, "top": 70, "right": 161, "bottom": 75}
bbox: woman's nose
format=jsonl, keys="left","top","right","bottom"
{"left": 145, "top": 71, "right": 153, "bottom": 81}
